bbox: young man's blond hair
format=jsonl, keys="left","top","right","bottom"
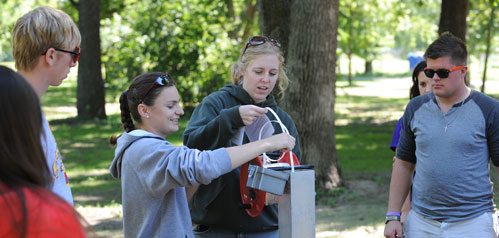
{"left": 12, "top": 6, "right": 81, "bottom": 71}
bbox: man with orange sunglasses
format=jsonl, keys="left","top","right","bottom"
{"left": 12, "top": 6, "right": 81, "bottom": 206}
{"left": 385, "top": 32, "right": 499, "bottom": 238}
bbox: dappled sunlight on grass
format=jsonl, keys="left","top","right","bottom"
{"left": 43, "top": 106, "right": 77, "bottom": 120}
{"left": 337, "top": 76, "right": 413, "bottom": 99}
{"left": 69, "top": 168, "right": 110, "bottom": 178}
{"left": 316, "top": 224, "right": 384, "bottom": 238}
{"left": 336, "top": 122, "right": 395, "bottom": 174}
{"left": 34, "top": 53, "right": 499, "bottom": 236}
{"left": 70, "top": 142, "right": 95, "bottom": 148}
{"left": 315, "top": 177, "right": 388, "bottom": 237}
{"left": 76, "top": 205, "right": 123, "bottom": 238}
{"left": 48, "top": 112, "right": 190, "bottom": 209}
{"left": 70, "top": 173, "right": 121, "bottom": 207}
{"left": 313, "top": 171, "right": 391, "bottom": 237}
{"left": 335, "top": 93, "right": 407, "bottom": 126}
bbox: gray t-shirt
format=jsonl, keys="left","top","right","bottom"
{"left": 396, "top": 90, "right": 499, "bottom": 222}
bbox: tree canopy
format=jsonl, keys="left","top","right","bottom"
{"left": 1, "top": 0, "right": 497, "bottom": 100}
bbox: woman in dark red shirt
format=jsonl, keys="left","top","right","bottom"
{"left": 0, "top": 66, "right": 89, "bottom": 238}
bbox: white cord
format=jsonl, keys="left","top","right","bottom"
{"left": 257, "top": 107, "right": 295, "bottom": 172}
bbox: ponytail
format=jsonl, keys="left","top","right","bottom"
{"left": 110, "top": 91, "right": 135, "bottom": 145}
{"left": 120, "top": 91, "right": 136, "bottom": 133}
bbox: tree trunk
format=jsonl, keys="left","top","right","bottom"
{"left": 224, "top": 0, "right": 237, "bottom": 39}
{"left": 258, "top": 0, "right": 291, "bottom": 59}
{"left": 365, "top": 60, "right": 372, "bottom": 74}
{"left": 259, "top": 0, "right": 343, "bottom": 190}
{"left": 348, "top": 48, "right": 352, "bottom": 86}
{"left": 288, "top": 0, "right": 342, "bottom": 189}
{"left": 259, "top": 0, "right": 291, "bottom": 99}
{"left": 347, "top": 16, "right": 353, "bottom": 85}
{"left": 438, "top": 0, "right": 469, "bottom": 42}
{"left": 241, "top": 0, "right": 257, "bottom": 42}
{"left": 77, "top": 0, "right": 107, "bottom": 119}
{"left": 481, "top": 0, "right": 496, "bottom": 93}
{"left": 439, "top": 0, "right": 469, "bottom": 84}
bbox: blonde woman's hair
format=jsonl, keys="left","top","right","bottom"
{"left": 12, "top": 6, "right": 81, "bottom": 71}
{"left": 230, "top": 40, "right": 289, "bottom": 98}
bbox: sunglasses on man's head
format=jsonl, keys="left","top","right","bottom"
{"left": 141, "top": 74, "right": 171, "bottom": 102}
{"left": 241, "top": 36, "right": 281, "bottom": 58}
{"left": 423, "top": 65, "right": 464, "bottom": 79}
{"left": 42, "top": 47, "right": 81, "bottom": 63}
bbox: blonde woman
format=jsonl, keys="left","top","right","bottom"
{"left": 183, "top": 36, "right": 301, "bottom": 238}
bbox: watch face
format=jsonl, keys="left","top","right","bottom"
{"left": 385, "top": 215, "right": 401, "bottom": 224}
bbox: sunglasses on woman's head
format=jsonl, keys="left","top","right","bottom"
{"left": 141, "top": 74, "right": 171, "bottom": 102}
{"left": 423, "top": 65, "right": 464, "bottom": 79}
{"left": 241, "top": 36, "right": 281, "bottom": 58}
{"left": 42, "top": 47, "right": 81, "bottom": 64}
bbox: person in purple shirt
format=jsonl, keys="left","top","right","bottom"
{"left": 389, "top": 60, "right": 431, "bottom": 223}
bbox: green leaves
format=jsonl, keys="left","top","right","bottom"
{"left": 338, "top": 0, "right": 440, "bottom": 64}
{"left": 100, "top": 0, "right": 256, "bottom": 104}
{"left": 468, "top": 0, "right": 499, "bottom": 55}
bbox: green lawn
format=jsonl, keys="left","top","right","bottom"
{"left": 9, "top": 54, "right": 499, "bottom": 237}
{"left": 43, "top": 75, "right": 403, "bottom": 207}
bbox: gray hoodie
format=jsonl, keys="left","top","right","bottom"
{"left": 109, "top": 130, "right": 232, "bottom": 238}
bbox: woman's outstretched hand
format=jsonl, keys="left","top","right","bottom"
{"left": 263, "top": 133, "right": 296, "bottom": 153}
{"left": 226, "top": 133, "right": 295, "bottom": 169}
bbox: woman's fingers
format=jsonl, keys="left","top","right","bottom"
{"left": 239, "top": 105, "right": 268, "bottom": 126}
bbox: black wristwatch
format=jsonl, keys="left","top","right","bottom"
{"left": 385, "top": 214, "right": 401, "bottom": 224}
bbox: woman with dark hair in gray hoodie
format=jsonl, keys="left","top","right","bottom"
{"left": 109, "top": 72, "right": 295, "bottom": 238}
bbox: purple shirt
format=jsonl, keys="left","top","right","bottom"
{"left": 390, "top": 118, "right": 402, "bottom": 151}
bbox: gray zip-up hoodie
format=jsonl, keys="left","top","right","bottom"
{"left": 109, "top": 130, "right": 232, "bottom": 238}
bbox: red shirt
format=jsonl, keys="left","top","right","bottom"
{"left": 0, "top": 184, "right": 86, "bottom": 238}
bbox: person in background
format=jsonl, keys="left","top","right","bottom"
{"left": 389, "top": 60, "right": 430, "bottom": 224}
{"left": 390, "top": 61, "right": 430, "bottom": 151}
{"left": 0, "top": 65, "right": 90, "bottom": 238}
{"left": 12, "top": 6, "right": 81, "bottom": 205}
{"left": 109, "top": 72, "right": 295, "bottom": 238}
{"left": 384, "top": 32, "right": 499, "bottom": 238}
{"left": 183, "top": 36, "right": 301, "bottom": 238}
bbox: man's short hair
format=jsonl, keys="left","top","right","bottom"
{"left": 12, "top": 6, "right": 81, "bottom": 71}
{"left": 424, "top": 32, "right": 467, "bottom": 66}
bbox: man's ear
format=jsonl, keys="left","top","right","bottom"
{"left": 460, "top": 66, "right": 468, "bottom": 79}
{"left": 42, "top": 48, "right": 56, "bottom": 66}
{"left": 137, "top": 103, "right": 149, "bottom": 119}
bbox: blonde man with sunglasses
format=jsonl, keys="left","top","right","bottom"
{"left": 12, "top": 6, "right": 81, "bottom": 205}
{"left": 384, "top": 32, "right": 499, "bottom": 238}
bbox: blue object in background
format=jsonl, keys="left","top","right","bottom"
{"left": 408, "top": 52, "right": 424, "bottom": 70}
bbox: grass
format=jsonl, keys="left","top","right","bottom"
{"left": 44, "top": 78, "right": 402, "bottom": 208}
{"left": 39, "top": 72, "right": 190, "bottom": 208}
{"left": 41, "top": 69, "right": 403, "bottom": 237}
{"left": 10, "top": 53, "right": 499, "bottom": 237}
{"left": 49, "top": 114, "right": 189, "bottom": 207}
{"left": 336, "top": 122, "right": 396, "bottom": 174}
